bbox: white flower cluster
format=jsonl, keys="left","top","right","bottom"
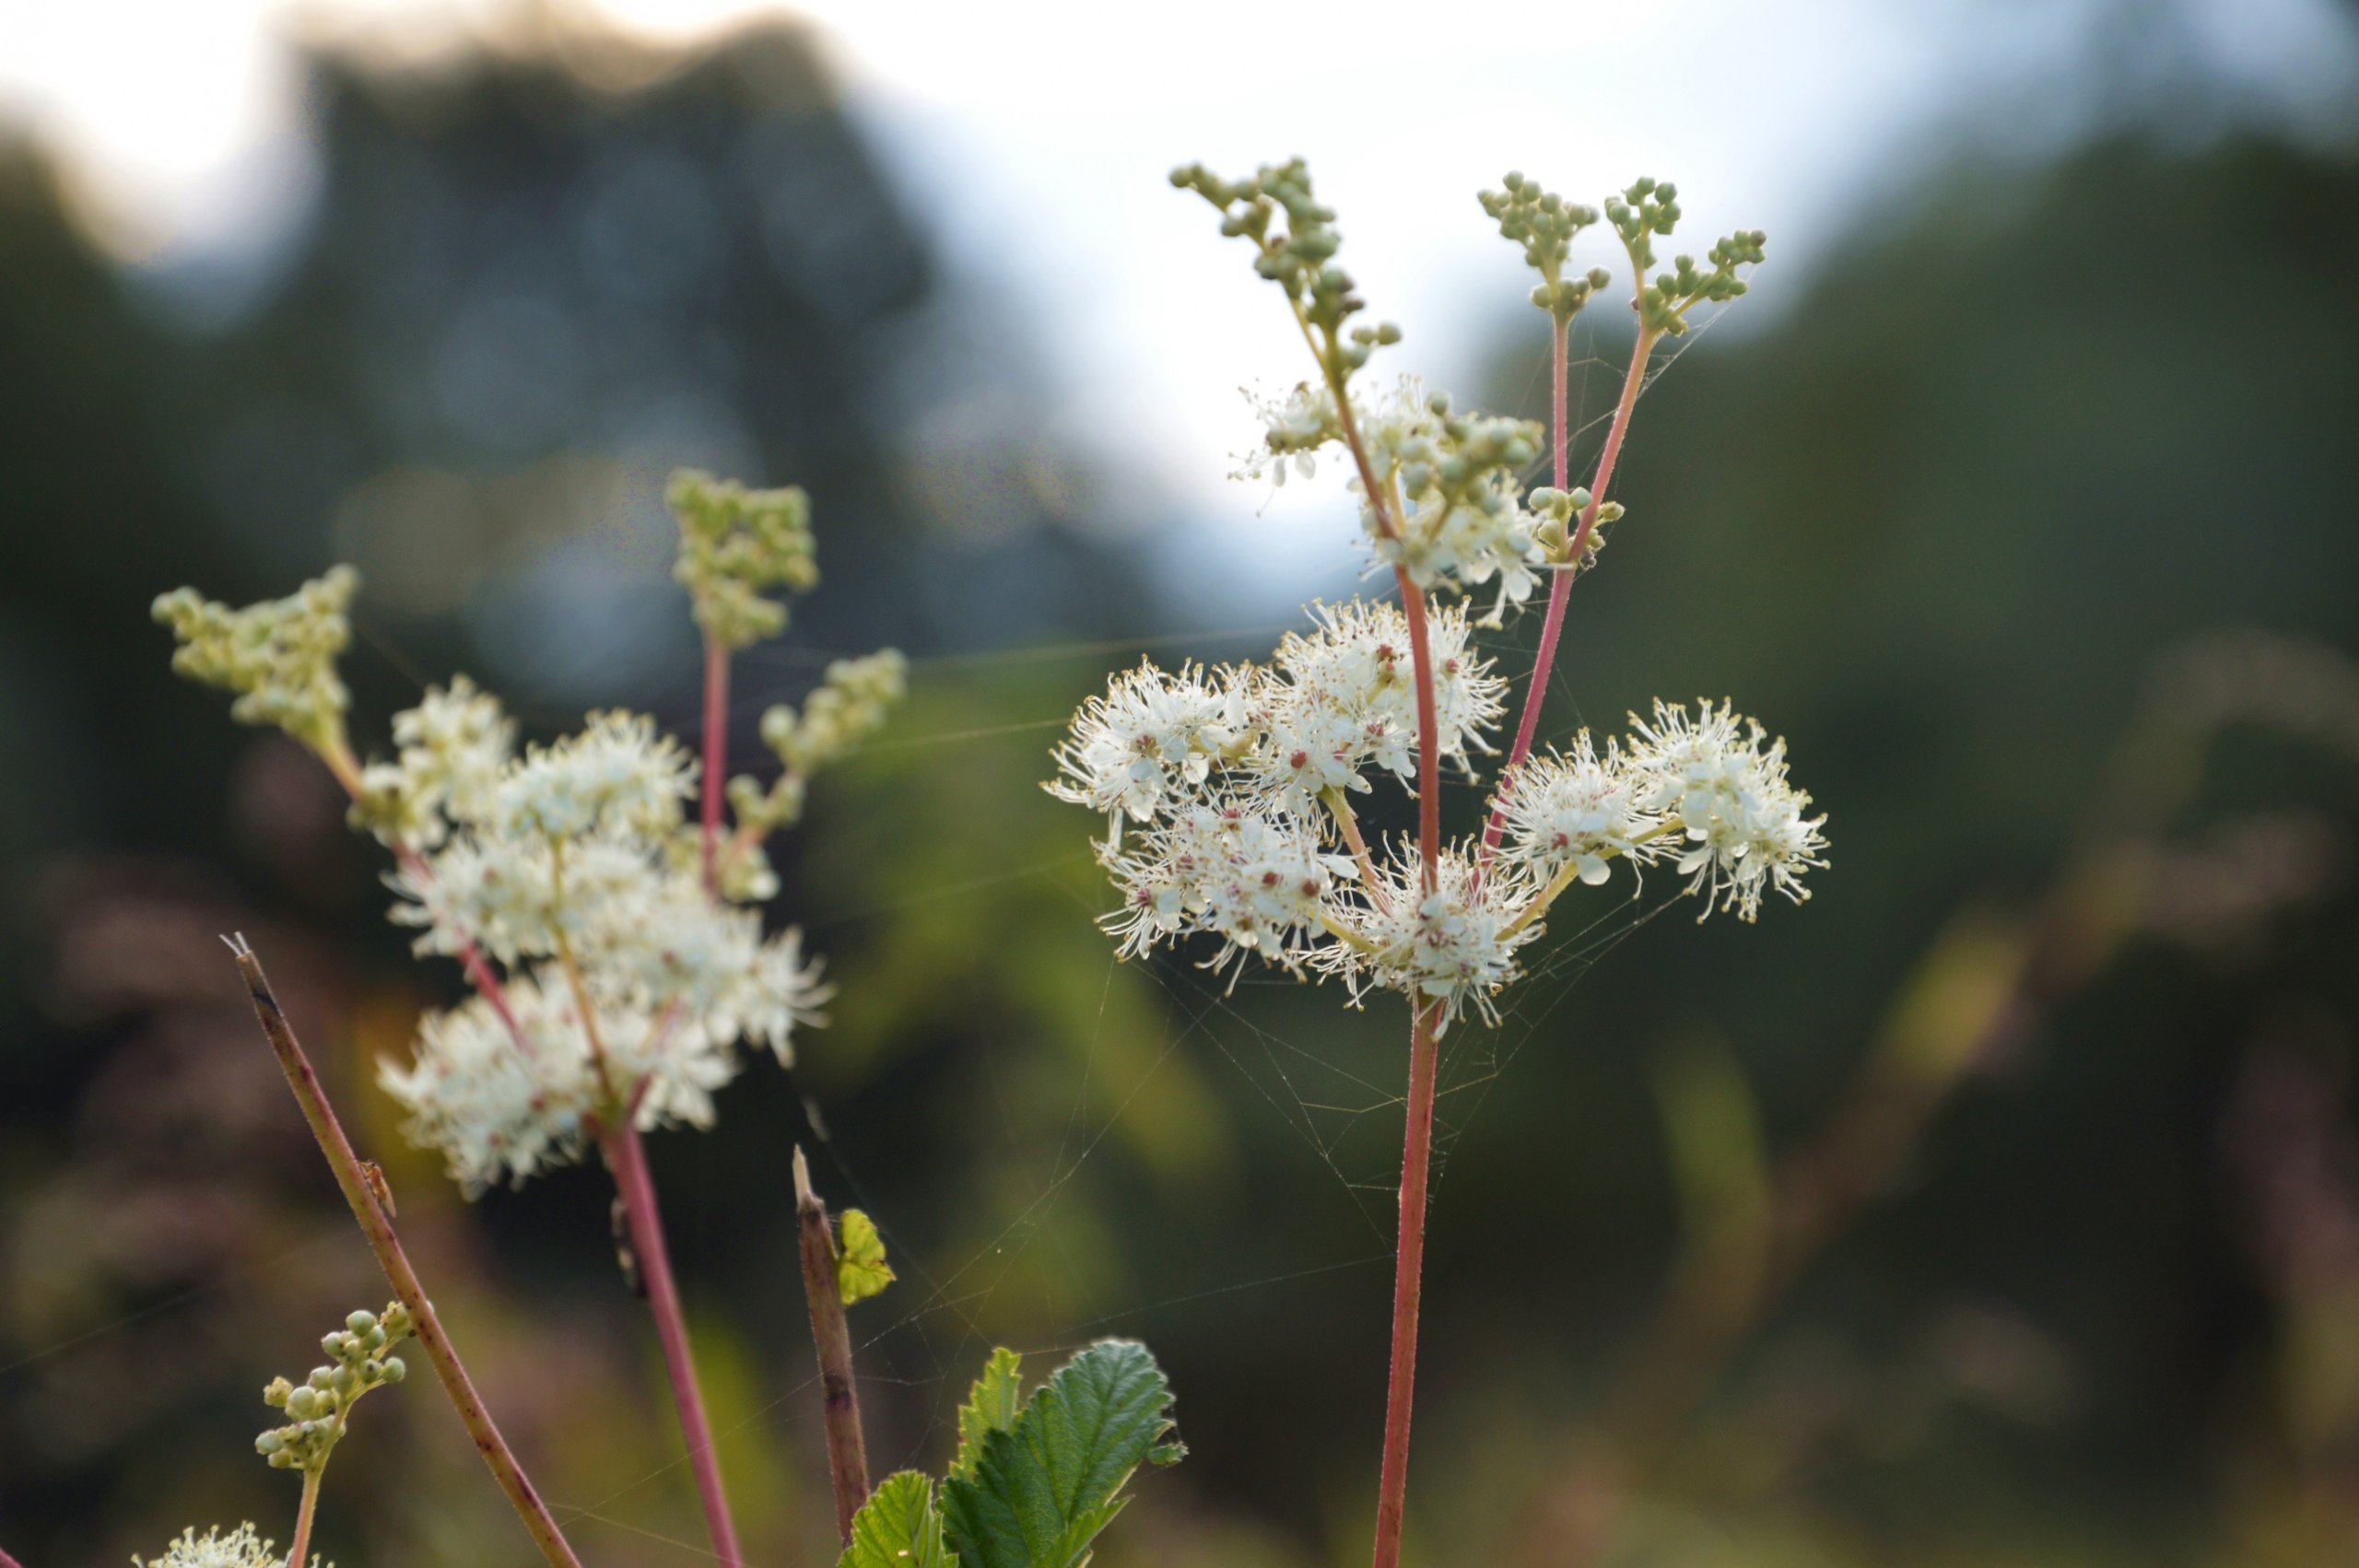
{"left": 135, "top": 1524, "right": 307, "bottom": 1568}
{"left": 1625, "top": 698, "right": 1830, "bottom": 920}
{"left": 1316, "top": 848, "right": 1541, "bottom": 1026}
{"left": 370, "top": 693, "right": 827, "bottom": 1191}
{"left": 1050, "top": 613, "right": 1827, "bottom": 1024}
{"left": 1240, "top": 378, "right": 1549, "bottom": 623}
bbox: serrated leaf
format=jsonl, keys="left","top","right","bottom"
{"left": 840, "top": 1470, "right": 949, "bottom": 1568}
{"left": 951, "top": 1348, "right": 1024, "bottom": 1483}
{"left": 835, "top": 1209, "right": 896, "bottom": 1306}
{"left": 941, "top": 1339, "right": 1179, "bottom": 1568}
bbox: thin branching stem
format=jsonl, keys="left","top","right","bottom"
{"left": 1482, "top": 314, "right": 1659, "bottom": 864}
{"left": 792, "top": 1147, "right": 873, "bottom": 1544}
{"left": 222, "top": 936, "right": 584, "bottom": 1568}
{"left": 1322, "top": 787, "right": 1389, "bottom": 914}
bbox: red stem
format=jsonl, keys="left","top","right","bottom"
{"left": 699, "top": 637, "right": 728, "bottom": 896}
{"left": 1325, "top": 340, "right": 1446, "bottom": 1568}
{"left": 1370, "top": 1000, "right": 1443, "bottom": 1568}
{"left": 1, "top": 1541, "right": 27, "bottom": 1568}
{"left": 601, "top": 1118, "right": 745, "bottom": 1568}
{"left": 1480, "top": 321, "right": 1656, "bottom": 862}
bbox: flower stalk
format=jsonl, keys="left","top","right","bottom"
{"left": 286, "top": 1469, "right": 321, "bottom": 1568}
{"left": 600, "top": 1115, "right": 744, "bottom": 1568}
{"left": 223, "top": 935, "right": 583, "bottom": 1568}
{"left": 792, "top": 1147, "right": 874, "bottom": 1544}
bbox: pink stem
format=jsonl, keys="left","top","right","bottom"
{"left": 699, "top": 637, "right": 728, "bottom": 896}
{"left": 1370, "top": 1000, "right": 1443, "bottom": 1568}
{"left": 1481, "top": 320, "right": 1655, "bottom": 862}
{"left": 601, "top": 1118, "right": 745, "bottom": 1568}
{"left": 0, "top": 1541, "right": 27, "bottom": 1568}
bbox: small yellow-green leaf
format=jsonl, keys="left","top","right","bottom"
{"left": 835, "top": 1209, "right": 895, "bottom": 1306}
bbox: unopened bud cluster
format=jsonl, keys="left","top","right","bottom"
{"left": 152, "top": 567, "right": 358, "bottom": 752}
{"left": 254, "top": 1305, "right": 411, "bottom": 1475}
{"left": 1479, "top": 171, "right": 1608, "bottom": 322}
{"left": 1173, "top": 159, "right": 1401, "bottom": 373}
{"left": 733, "top": 649, "right": 910, "bottom": 837}
{"left": 669, "top": 468, "right": 819, "bottom": 650}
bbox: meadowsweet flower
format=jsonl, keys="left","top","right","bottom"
{"left": 351, "top": 678, "right": 515, "bottom": 848}
{"left": 374, "top": 696, "right": 833, "bottom": 1188}
{"left": 1235, "top": 382, "right": 1340, "bottom": 485}
{"left": 1498, "top": 732, "right": 1665, "bottom": 888}
{"left": 152, "top": 567, "right": 358, "bottom": 751}
{"left": 1096, "top": 801, "right": 1346, "bottom": 975}
{"left": 1232, "top": 601, "right": 1504, "bottom": 813}
{"left": 495, "top": 711, "right": 696, "bottom": 842}
{"left": 1048, "top": 661, "right": 1244, "bottom": 835}
{"left": 1627, "top": 699, "right": 1829, "bottom": 920}
{"left": 135, "top": 1525, "right": 305, "bottom": 1568}
{"left": 1319, "top": 847, "right": 1539, "bottom": 1028}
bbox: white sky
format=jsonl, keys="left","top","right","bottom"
{"left": 4, "top": 0, "right": 2353, "bottom": 601}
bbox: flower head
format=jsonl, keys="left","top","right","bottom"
{"left": 1497, "top": 731, "right": 1665, "bottom": 889}
{"left": 1096, "top": 801, "right": 1346, "bottom": 976}
{"left": 1318, "top": 847, "right": 1540, "bottom": 1029}
{"left": 135, "top": 1525, "right": 304, "bottom": 1568}
{"left": 1626, "top": 699, "right": 1828, "bottom": 920}
{"left": 1048, "top": 661, "right": 1243, "bottom": 835}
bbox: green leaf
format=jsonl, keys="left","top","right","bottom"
{"left": 941, "top": 1339, "right": 1180, "bottom": 1568}
{"left": 840, "top": 1470, "right": 949, "bottom": 1568}
{"left": 835, "top": 1209, "right": 896, "bottom": 1306}
{"left": 951, "top": 1348, "right": 1024, "bottom": 1484}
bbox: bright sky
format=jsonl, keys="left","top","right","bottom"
{"left": 5, "top": 0, "right": 2353, "bottom": 598}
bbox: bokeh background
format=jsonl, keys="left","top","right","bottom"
{"left": 5, "top": 1, "right": 2359, "bottom": 1563}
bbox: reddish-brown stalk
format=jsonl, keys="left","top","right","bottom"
{"left": 699, "top": 636, "right": 729, "bottom": 895}
{"left": 792, "top": 1148, "right": 874, "bottom": 1544}
{"left": 1322, "top": 345, "right": 1445, "bottom": 1568}
{"left": 223, "top": 937, "right": 584, "bottom": 1568}
{"left": 1481, "top": 314, "right": 1658, "bottom": 863}
{"left": 0, "top": 1539, "right": 23, "bottom": 1568}
{"left": 601, "top": 1115, "right": 745, "bottom": 1568}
